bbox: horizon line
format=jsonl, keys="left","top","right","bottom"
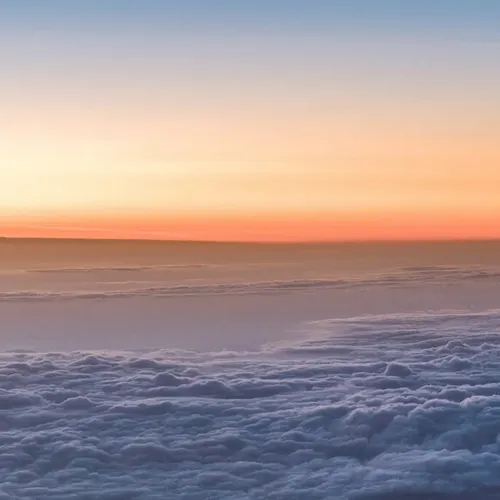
{"left": 2, "top": 236, "right": 500, "bottom": 245}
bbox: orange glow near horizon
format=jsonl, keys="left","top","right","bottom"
{"left": 2, "top": 209, "right": 500, "bottom": 242}
{"left": 1, "top": 19, "right": 499, "bottom": 242}
{"left": 2, "top": 103, "right": 500, "bottom": 242}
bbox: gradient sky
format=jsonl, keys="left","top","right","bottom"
{"left": 1, "top": 1, "right": 499, "bottom": 241}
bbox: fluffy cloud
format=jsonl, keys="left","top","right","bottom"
{"left": 2, "top": 310, "right": 500, "bottom": 498}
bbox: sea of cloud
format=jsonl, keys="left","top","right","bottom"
{"left": 2, "top": 309, "right": 500, "bottom": 498}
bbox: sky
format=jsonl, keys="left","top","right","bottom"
{"left": 1, "top": 1, "right": 499, "bottom": 241}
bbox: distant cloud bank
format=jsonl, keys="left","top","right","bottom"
{"left": 1, "top": 265, "right": 499, "bottom": 302}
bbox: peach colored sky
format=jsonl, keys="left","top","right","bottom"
{"left": 1, "top": 3, "right": 499, "bottom": 241}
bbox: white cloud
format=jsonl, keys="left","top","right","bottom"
{"left": 2, "top": 310, "right": 500, "bottom": 497}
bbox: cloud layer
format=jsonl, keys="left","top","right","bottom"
{"left": 2, "top": 265, "right": 500, "bottom": 302}
{"left": 2, "top": 310, "right": 500, "bottom": 498}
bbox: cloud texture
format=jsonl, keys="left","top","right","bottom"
{"left": 2, "top": 265, "right": 500, "bottom": 302}
{"left": 2, "top": 310, "right": 500, "bottom": 498}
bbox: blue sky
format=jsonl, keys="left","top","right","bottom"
{"left": 1, "top": 1, "right": 500, "bottom": 37}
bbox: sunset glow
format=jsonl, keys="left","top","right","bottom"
{"left": 1, "top": 2, "right": 499, "bottom": 241}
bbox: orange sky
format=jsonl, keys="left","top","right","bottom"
{"left": 1, "top": 6, "right": 499, "bottom": 242}
{"left": 3, "top": 210, "right": 500, "bottom": 242}
{"left": 2, "top": 113, "right": 499, "bottom": 241}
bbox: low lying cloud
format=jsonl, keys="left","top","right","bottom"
{"left": 28, "top": 264, "right": 211, "bottom": 274}
{"left": 2, "top": 310, "right": 500, "bottom": 498}
{"left": 2, "top": 265, "right": 500, "bottom": 302}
